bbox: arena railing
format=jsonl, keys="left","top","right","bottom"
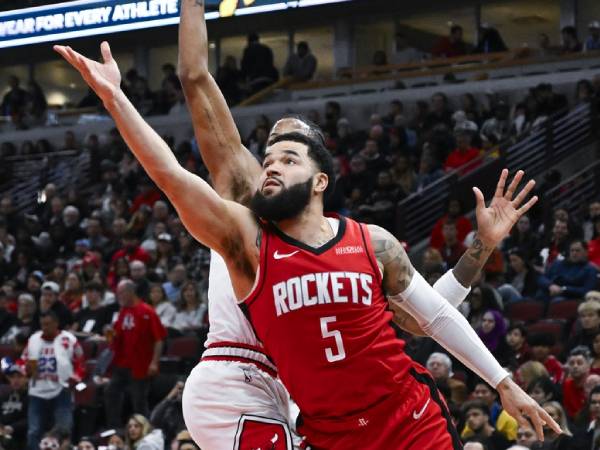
{"left": 541, "top": 159, "right": 600, "bottom": 225}
{"left": 395, "top": 102, "right": 596, "bottom": 246}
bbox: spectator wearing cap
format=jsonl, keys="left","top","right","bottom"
{"left": 584, "top": 21, "right": 600, "bottom": 52}
{"left": 284, "top": 41, "right": 318, "bottom": 82}
{"left": 538, "top": 239, "right": 598, "bottom": 303}
{"left": 23, "top": 311, "right": 85, "bottom": 450}
{"left": 0, "top": 357, "right": 28, "bottom": 448}
{"left": 444, "top": 121, "right": 481, "bottom": 174}
{"left": 33, "top": 282, "right": 73, "bottom": 331}
{"left": 426, "top": 352, "right": 467, "bottom": 404}
{"left": 566, "top": 301, "right": 600, "bottom": 354}
{"left": 25, "top": 270, "right": 44, "bottom": 299}
{"left": 71, "top": 281, "right": 114, "bottom": 339}
{"left": 562, "top": 346, "right": 592, "bottom": 419}
{"left": 498, "top": 249, "right": 540, "bottom": 304}
{"left": 105, "top": 280, "right": 166, "bottom": 427}
{"left": 461, "top": 400, "right": 512, "bottom": 450}
{"left": 528, "top": 333, "right": 564, "bottom": 384}
{"left": 156, "top": 233, "right": 180, "bottom": 276}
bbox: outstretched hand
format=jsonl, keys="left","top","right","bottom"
{"left": 54, "top": 41, "right": 121, "bottom": 103}
{"left": 497, "top": 377, "right": 561, "bottom": 441}
{"left": 473, "top": 169, "right": 538, "bottom": 246}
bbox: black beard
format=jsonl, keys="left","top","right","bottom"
{"left": 250, "top": 178, "right": 313, "bottom": 222}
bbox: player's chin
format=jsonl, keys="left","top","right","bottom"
{"left": 262, "top": 185, "right": 282, "bottom": 196}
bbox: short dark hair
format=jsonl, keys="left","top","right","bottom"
{"left": 268, "top": 132, "right": 335, "bottom": 200}
{"left": 40, "top": 311, "right": 59, "bottom": 323}
{"left": 297, "top": 41, "right": 309, "bottom": 51}
{"left": 570, "top": 238, "right": 588, "bottom": 251}
{"left": 462, "top": 399, "right": 490, "bottom": 417}
{"left": 526, "top": 376, "right": 557, "bottom": 400}
{"left": 507, "top": 322, "right": 527, "bottom": 337}
{"left": 590, "top": 385, "right": 600, "bottom": 399}
{"left": 248, "top": 32, "right": 259, "bottom": 43}
{"left": 85, "top": 281, "right": 104, "bottom": 293}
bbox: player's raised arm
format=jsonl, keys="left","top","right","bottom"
{"left": 369, "top": 224, "right": 560, "bottom": 440}
{"left": 393, "top": 169, "right": 538, "bottom": 335}
{"left": 178, "top": 0, "right": 261, "bottom": 204}
{"left": 53, "top": 42, "right": 255, "bottom": 259}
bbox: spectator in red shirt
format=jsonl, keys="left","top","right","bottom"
{"left": 588, "top": 216, "right": 600, "bottom": 269}
{"left": 129, "top": 177, "right": 162, "bottom": 214}
{"left": 432, "top": 24, "right": 468, "bottom": 58}
{"left": 562, "top": 346, "right": 592, "bottom": 419}
{"left": 444, "top": 121, "right": 481, "bottom": 174}
{"left": 104, "top": 279, "right": 166, "bottom": 428}
{"left": 439, "top": 220, "right": 467, "bottom": 268}
{"left": 528, "top": 333, "right": 564, "bottom": 384}
{"left": 430, "top": 198, "right": 473, "bottom": 250}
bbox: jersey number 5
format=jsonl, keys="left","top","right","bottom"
{"left": 320, "top": 316, "right": 346, "bottom": 363}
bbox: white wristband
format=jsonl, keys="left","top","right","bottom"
{"left": 433, "top": 270, "right": 471, "bottom": 307}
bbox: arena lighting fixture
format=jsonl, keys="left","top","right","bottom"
{"left": 0, "top": 0, "right": 354, "bottom": 49}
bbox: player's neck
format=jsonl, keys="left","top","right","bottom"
{"left": 276, "top": 207, "right": 332, "bottom": 248}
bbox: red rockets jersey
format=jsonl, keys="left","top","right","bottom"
{"left": 242, "top": 215, "right": 415, "bottom": 427}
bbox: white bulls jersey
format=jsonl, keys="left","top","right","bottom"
{"left": 205, "top": 250, "right": 260, "bottom": 347}
{"left": 182, "top": 250, "right": 300, "bottom": 450}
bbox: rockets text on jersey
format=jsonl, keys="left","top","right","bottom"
{"left": 241, "top": 215, "right": 414, "bottom": 429}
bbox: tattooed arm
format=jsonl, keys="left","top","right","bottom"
{"left": 368, "top": 222, "right": 560, "bottom": 440}
{"left": 178, "top": 0, "right": 261, "bottom": 204}
{"left": 383, "top": 169, "right": 539, "bottom": 335}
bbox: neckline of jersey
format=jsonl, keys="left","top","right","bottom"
{"left": 270, "top": 214, "right": 347, "bottom": 255}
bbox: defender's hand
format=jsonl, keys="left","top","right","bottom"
{"left": 54, "top": 41, "right": 121, "bottom": 103}
{"left": 497, "top": 377, "right": 561, "bottom": 441}
{"left": 473, "top": 169, "right": 538, "bottom": 246}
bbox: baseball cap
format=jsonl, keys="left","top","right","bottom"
{"left": 41, "top": 281, "right": 60, "bottom": 294}
{"left": 158, "top": 233, "right": 173, "bottom": 243}
{"left": 454, "top": 120, "right": 478, "bottom": 134}
{"left": 30, "top": 270, "right": 44, "bottom": 283}
{"left": 1, "top": 357, "right": 25, "bottom": 376}
{"left": 75, "top": 239, "right": 91, "bottom": 248}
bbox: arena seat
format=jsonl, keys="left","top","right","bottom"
{"left": 505, "top": 300, "right": 545, "bottom": 323}
{"left": 526, "top": 320, "right": 566, "bottom": 341}
{"left": 546, "top": 300, "right": 580, "bottom": 321}
{"left": 166, "top": 336, "right": 201, "bottom": 360}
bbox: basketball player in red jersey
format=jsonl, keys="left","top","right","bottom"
{"left": 54, "top": 41, "right": 561, "bottom": 449}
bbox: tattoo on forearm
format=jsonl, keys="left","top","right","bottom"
{"left": 369, "top": 225, "right": 415, "bottom": 294}
{"left": 452, "top": 235, "right": 494, "bottom": 287}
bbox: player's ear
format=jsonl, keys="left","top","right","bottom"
{"left": 313, "top": 172, "right": 328, "bottom": 195}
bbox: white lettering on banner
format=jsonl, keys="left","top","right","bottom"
{"left": 273, "top": 272, "right": 373, "bottom": 316}
{"left": 0, "top": 0, "right": 180, "bottom": 39}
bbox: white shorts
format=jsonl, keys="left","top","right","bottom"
{"left": 182, "top": 357, "right": 301, "bottom": 450}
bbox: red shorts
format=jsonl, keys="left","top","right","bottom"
{"left": 299, "top": 366, "right": 463, "bottom": 450}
